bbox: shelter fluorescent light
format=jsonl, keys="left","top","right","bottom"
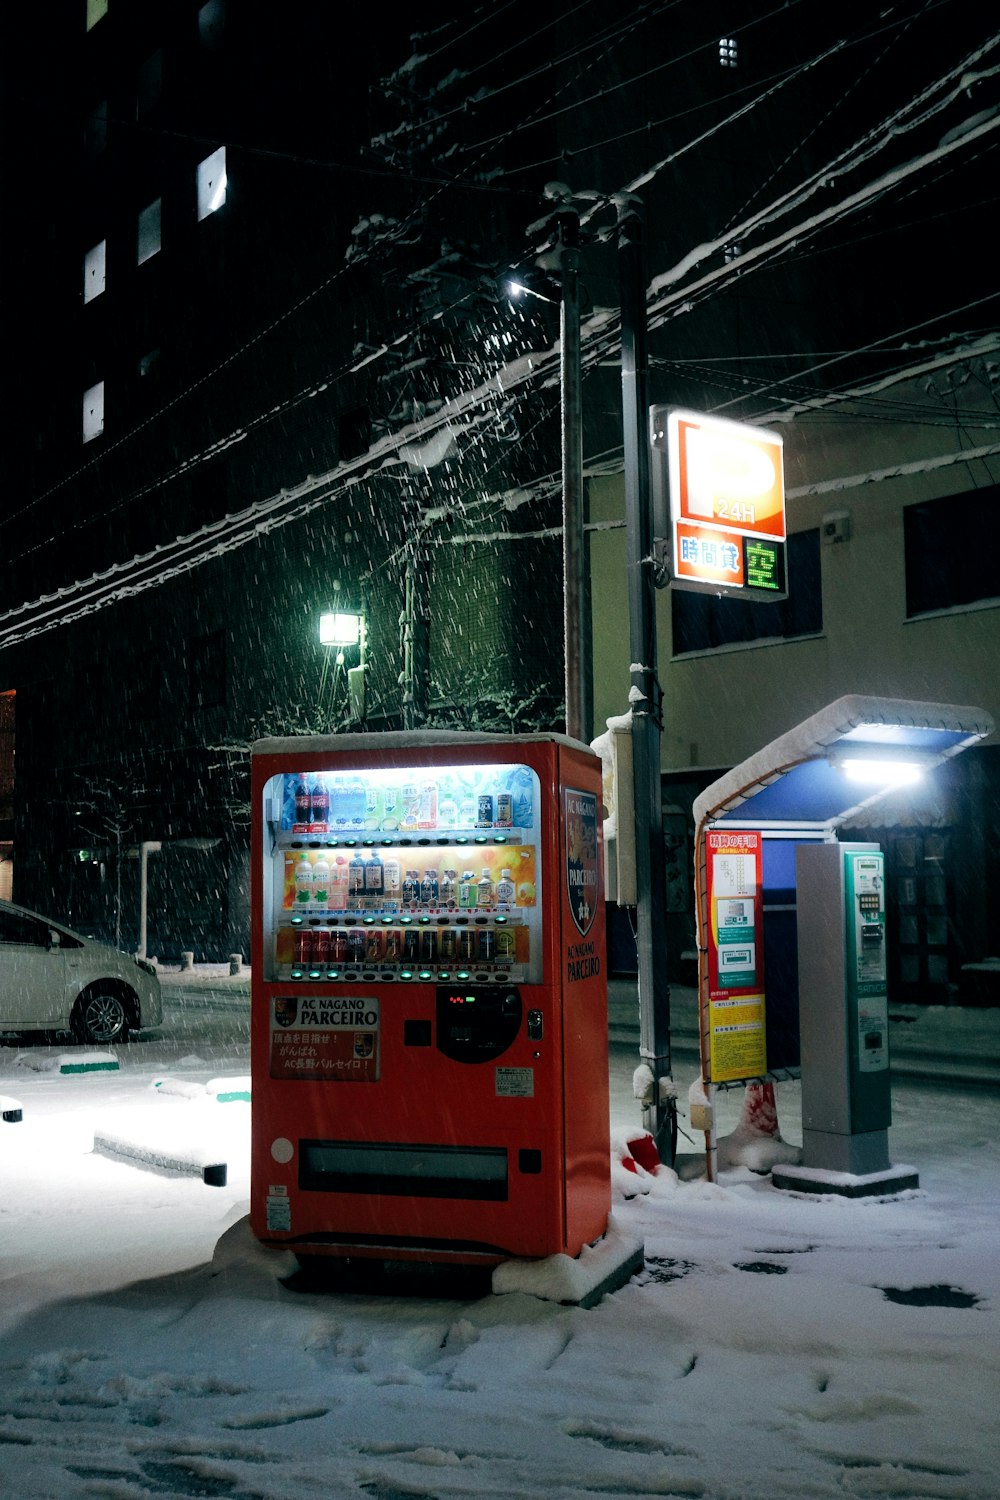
{"left": 838, "top": 758, "right": 924, "bottom": 787}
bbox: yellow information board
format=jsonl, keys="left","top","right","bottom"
{"left": 708, "top": 993, "right": 767, "bottom": 1083}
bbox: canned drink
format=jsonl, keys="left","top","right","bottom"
{"left": 294, "top": 929, "right": 313, "bottom": 966}
{"left": 365, "top": 928, "right": 383, "bottom": 963}
{"left": 439, "top": 927, "right": 456, "bottom": 960}
{"left": 313, "top": 929, "right": 332, "bottom": 966}
{"left": 383, "top": 928, "right": 402, "bottom": 961}
{"left": 347, "top": 928, "right": 366, "bottom": 963}
{"left": 477, "top": 794, "right": 494, "bottom": 828}
{"left": 478, "top": 929, "right": 496, "bottom": 961}
{"left": 420, "top": 928, "right": 437, "bottom": 963}
{"left": 495, "top": 792, "right": 513, "bottom": 828}
{"left": 403, "top": 928, "right": 420, "bottom": 960}
{"left": 332, "top": 930, "right": 350, "bottom": 962}
{"left": 495, "top": 927, "right": 516, "bottom": 962}
{"left": 457, "top": 927, "right": 476, "bottom": 961}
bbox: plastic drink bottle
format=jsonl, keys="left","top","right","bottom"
{"left": 364, "top": 785, "right": 382, "bottom": 830}
{"left": 438, "top": 793, "right": 459, "bottom": 829}
{"left": 311, "top": 854, "right": 330, "bottom": 908}
{"left": 345, "top": 774, "right": 366, "bottom": 830}
{"left": 294, "top": 853, "right": 314, "bottom": 905}
{"left": 418, "top": 782, "right": 439, "bottom": 829}
{"left": 348, "top": 851, "right": 366, "bottom": 902}
{"left": 330, "top": 857, "right": 350, "bottom": 910}
{"left": 381, "top": 785, "right": 401, "bottom": 830}
{"left": 310, "top": 774, "right": 329, "bottom": 828}
{"left": 458, "top": 792, "right": 478, "bottom": 827}
{"left": 365, "top": 849, "right": 384, "bottom": 896}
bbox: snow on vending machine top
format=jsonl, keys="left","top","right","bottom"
{"left": 249, "top": 731, "right": 611, "bottom": 1270}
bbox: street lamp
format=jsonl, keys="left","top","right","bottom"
{"left": 318, "top": 610, "right": 366, "bottom": 722}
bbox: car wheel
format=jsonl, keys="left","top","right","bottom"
{"left": 72, "top": 989, "right": 132, "bottom": 1045}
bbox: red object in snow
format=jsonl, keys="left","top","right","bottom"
{"left": 626, "top": 1133, "right": 661, "bottom": 1173}
{"left": 621, "top": 1156, "right": 638, "bottom": 1174}
{"left": 741, "top": 1081, "right": 780, "bottom": 1137}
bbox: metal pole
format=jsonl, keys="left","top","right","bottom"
{"left": 559, "top": 210, "right": 589, "bottom": 742}
{"left": 618, "top": 194, "right": 675, "bottom": 1162}
{"left": 137, "top": 840, "right": 161, "bottom": 959}
{"left": 401, "top": 502, "right": 431, "bottom": 730}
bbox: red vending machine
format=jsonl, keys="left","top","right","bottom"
{"left": 249, "top": 731, "right": 611, "bottom": 1269}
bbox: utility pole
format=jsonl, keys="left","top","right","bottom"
{"left": 618, "top": 193, "right": 675, "bottom": 1162}
{"left": 557, "top": 206, "right": 590, "bottom": 743}
{"left": 400, "top": 497, "right": 431, "bottom": 730}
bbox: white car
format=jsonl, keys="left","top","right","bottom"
{"left": 0, "top": 900, "right": 163, "bottom": 1044}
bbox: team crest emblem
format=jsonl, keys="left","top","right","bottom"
{"left": 273, "top": 997, "right": 298, "bottom": 1028}
{"left": 565, "top": 787, "right": 599, "bottom": 936}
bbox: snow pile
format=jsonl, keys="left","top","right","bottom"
{"left": 717, "top": 1080, "right": 802, "bottom": 1173}
{"left": 17, "top": 1050, "right": 118, "bottom": 1075}
{"left": 492, "top": 1214, "right": 644, "bottom": 1307}
{"left": 92, "top": 1097, "right": 248, "bottom": 1183}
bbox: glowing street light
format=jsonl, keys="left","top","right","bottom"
{"left": 319, "top": 611, "right": 363, "bottom": 658}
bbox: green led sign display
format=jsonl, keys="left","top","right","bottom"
{"left": 744, "top": 537, "right": 786, "bottom": 593}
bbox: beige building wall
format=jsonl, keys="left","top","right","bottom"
{"left": 589, "top": 378, "right": 1000, "bottom": 770}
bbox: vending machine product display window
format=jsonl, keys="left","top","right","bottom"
{"left": 250, "top": 732, "right": 611, "bottom": 1270}
{"left": 263, "top": 761, "right": 543, "bottom": 988}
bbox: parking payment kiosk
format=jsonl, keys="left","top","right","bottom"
{"left": 775, "top": 840, "right": 918, "bottom": 1194}
{"left": 249, "top": 731, "right": 611, "bottom": 1267}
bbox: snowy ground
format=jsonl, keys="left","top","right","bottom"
{"left": 1, "top": 978, "right": 998, "bottom": 1500}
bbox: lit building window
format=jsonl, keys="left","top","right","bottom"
{"left": 137, "top": 197, "right": 161, "bottom": 264}
{"left": 196, "top": 146, "right": 226, "bottom": 221}
{"left": 83, "top": 381, "right": 105, "bottom": 443}
{"left": 83, "top": 240, "right": 106, "bottom": 302}
{"left": 86, "top": 0, "right": 108, "bottom": 31}
{"left": 719, "top": 37, "right": 738, "bottom": 68}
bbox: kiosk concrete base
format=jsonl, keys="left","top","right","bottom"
{"left": 801, "top": 1127, "right": 891, "bottom": 1176}
{"left": 771, "top": 1161, "right": 919, "bottom": 1198}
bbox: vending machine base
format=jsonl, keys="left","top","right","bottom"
{"left": 492, "top": 1215, "right": 644, "bottom": 1308}
{"left": 284, "top": 1215, "right": 645, "bottom": 1308}
{"left": 771, "top": 1161, "right": 919, "bottom": 1199}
